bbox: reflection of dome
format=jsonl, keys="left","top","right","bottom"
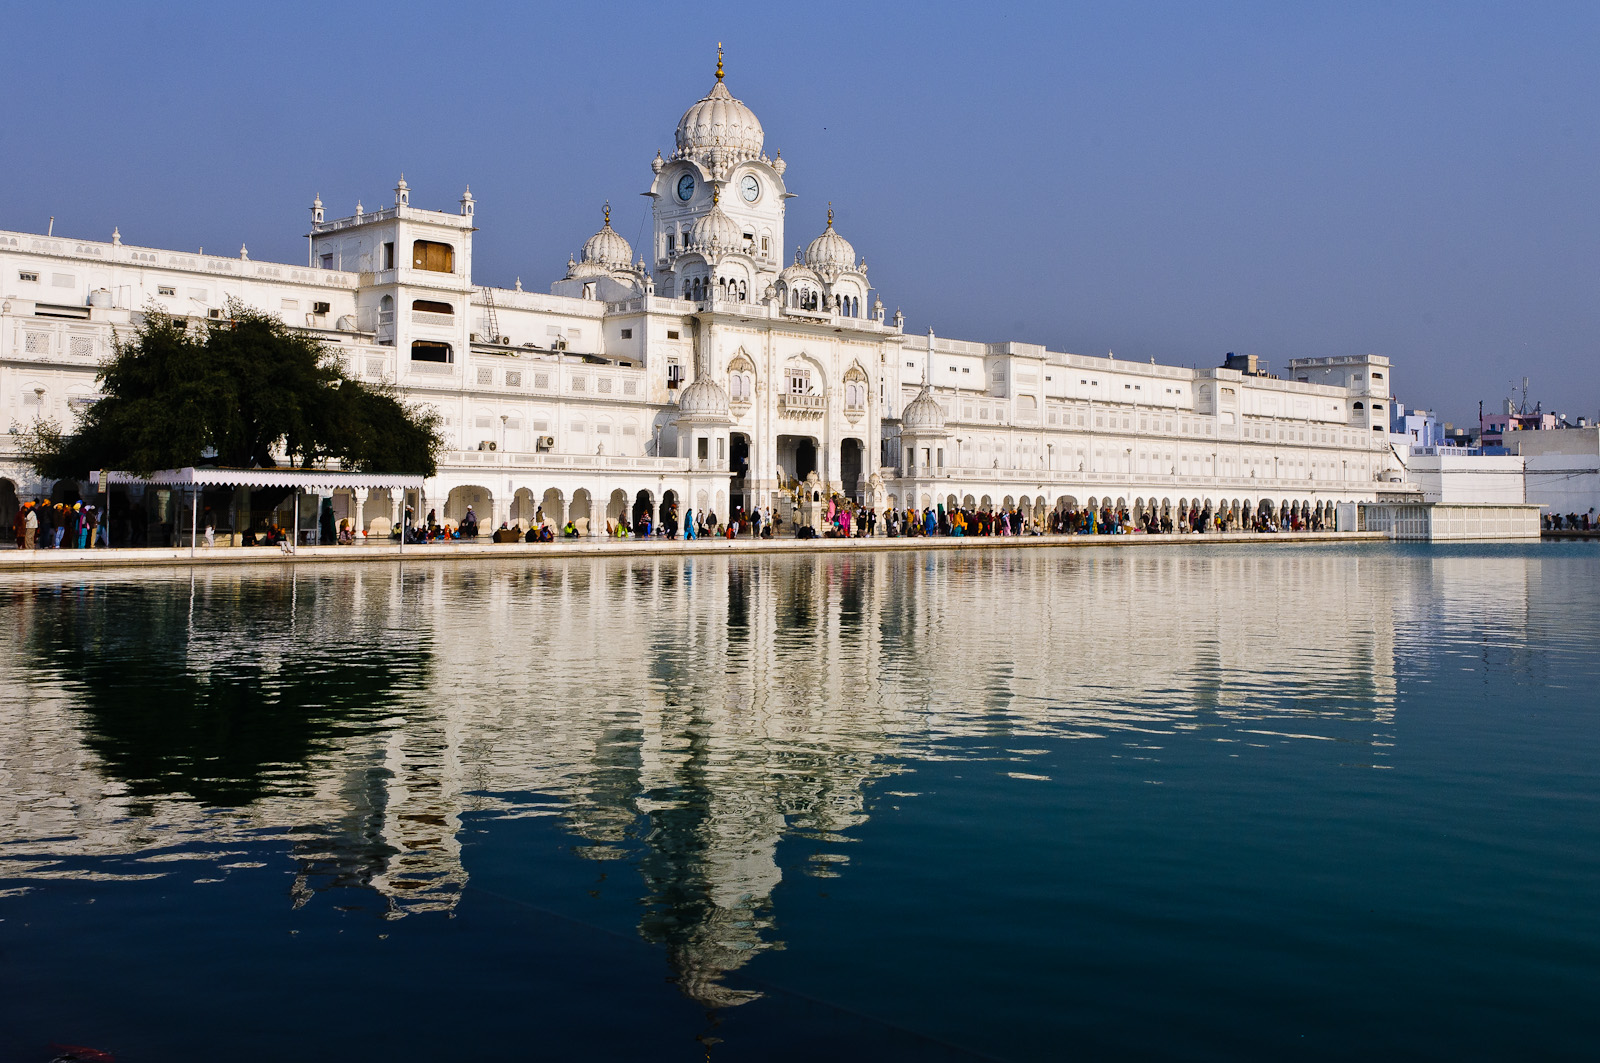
{"left": 900, "top": 385, "right": 946, "bottom": 432}
{"left": 688, "top": 200, "right": 743, "bottom": 253}
{"left": 676, "top": 69, "right": 764, "bottom": 162}
{"left": 677, "top": 376, "right": 731, "bottom": 418}
{"left": 804, "top": 207, "right": 856, "bottom": 272}
{"left": 580, "top": 204, "right": 632, "bottom": 268}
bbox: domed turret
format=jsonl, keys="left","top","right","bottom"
{"left": 676, "top": 375, "right": 732, "bottom": 419}
{"left": 580, "top": 202, "right": 633, "bottom": 269}
{"left": 675, "top": 46, "right": 764, "bottom": 166}
{"left": 688, "top": 192, "right": 744, "bottom": 253}
{"left": 804, "top": 205, "right": 856, "bottom": 272}
{"left": 900, "top": 385, "right": 947, "bottom": 432}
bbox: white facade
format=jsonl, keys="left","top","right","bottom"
{"left": 1516, "top": 427, "right": 1600, "bottom": 519}
{"left": 1403, "top": 452, "right": 1528, "bottom": 505}
{"left": 0, "top": 58, "right": 1409, "bottom": 534}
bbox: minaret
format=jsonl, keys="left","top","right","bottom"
{"left": 394, "top": 175, "right": 409, "bottom": 207}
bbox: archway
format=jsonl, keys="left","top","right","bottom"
{"left": 540, "top": 488, "right": 564, "bottom": 528}
{"left": 445, "top": 485, "right": 492, "bottom": 525}
{"left": 840, "top": 437, "right": 864, "bottom": 501}
{"left": 511, "top": 488, "right": 538, "bottom": 528}
{"left": 780, "top": 435, "right": 818, "bottom": 484}
{"left": 607, "top": 489, "right": 629, "bottom": 532}
{"left": 730, "top": 432, "right": 752, "bottom": 512}
{"left": 0, "top": 478, "right": 17, "bottom": 534}
{"left": 632, "top": 489, "right": 654, "bottom": 528}
{"left": 571, "top": 488, "right": 594, "bottom": 535}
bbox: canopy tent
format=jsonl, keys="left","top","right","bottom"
{"left": 91, "top": 467, "right": 426, "bottom": 555}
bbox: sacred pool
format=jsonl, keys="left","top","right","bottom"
{"left": 2, "top": 542, "right": 1596, "bottom": 1059}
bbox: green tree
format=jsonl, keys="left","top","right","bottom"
{"left": 23, "top": 302, "right": 442, "bottom": 479}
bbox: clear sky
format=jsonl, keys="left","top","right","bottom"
{"left": 3, "top": 1, "right": 1595, "bottom": 426}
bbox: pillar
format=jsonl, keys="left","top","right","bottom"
{"left": 352, "top": 488, "right": 368, "bottom": 539}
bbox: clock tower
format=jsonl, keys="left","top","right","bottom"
{"left": 648, "top": 46, "right": 787, "bottom": 301}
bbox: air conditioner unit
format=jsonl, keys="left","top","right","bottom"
{"left": 478, "top": 440, "right": 499, "bottom": 452}
{"left": 498, "top": 335, "right": 511, "bottom": 345}
{"left": 312, "top": 301, "right": 330, "bottom": 315}
{"left": 536, "top": 435, "right": 555, "bottom": 451}
{"left": 207, "top": 308, "right": 224, "bottom": 319}
{"left": 469, "top": 332, "right": 481, "bottom": 342}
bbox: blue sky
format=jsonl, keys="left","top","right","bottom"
{"left": 3, "top": 1, "right": 1595, "bottom": 425}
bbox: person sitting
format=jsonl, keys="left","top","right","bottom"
{"left": 562, "top": 521, "right": 579, "bottom": 538}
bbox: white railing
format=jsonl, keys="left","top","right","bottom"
{"left": 412, "top": 310, "right": 457, "bottom": 327}
{"left": 781, "top": 393, "right": 827, "bottom": 412}
{"left": 442, "top": 450, "right": 687, "bottom": 472}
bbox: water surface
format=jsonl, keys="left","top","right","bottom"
{"left": 2, "top": 543, "right": 1597, "bottom": 1060}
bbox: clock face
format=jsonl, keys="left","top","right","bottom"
{"left": 676, "top": 174, "right": 695, "bottom": 202}
{"left": 740, "top": 174, "right": 761, "bottom": 203}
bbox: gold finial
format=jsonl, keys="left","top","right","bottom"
{"left": 827, "top": 202, "right": 834, "bottom": 227}
{"left": 603, "top": 200, "right": 611, "bottom": 226}
{"left": 712, "top": 186, "right": 720, "bottom": 205}
{"left": 716, "top": 42, "right": 724, "bottom": 81}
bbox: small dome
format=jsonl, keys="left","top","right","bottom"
{"left": 676, "top": 376, "right": 731, "bottom": 419}
{"left": 580, "top": 203, "right": 632, "bottom": 268}
{"left": 676, "top": 79, "right": 764, "bottom": 163}
{"left": 900, "top": 385, "right": 947, "bottom": 432}
{"left": 804, "top": 206, "right": 856, "bottom": 272}
{"left": 688, "top": 199, "right": 743, "bottom": 252}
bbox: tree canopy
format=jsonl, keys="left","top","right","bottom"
{"left": 24, "top": 302, "right": 442, "bottom": 479}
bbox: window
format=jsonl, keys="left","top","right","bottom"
{"left": 477, "top": 368, "right": 493, "bottom": 385}
{"left": 281, "top": 298, "right": 299, "bottom": 310}
{"left": 383, "top": 242, "right": 395, "bottom": 270}
{"left": 410, "top": 341, "right": 452, "bottom": 363}
{"left": 157, "top": 285, "right": 176, "bottom": 296}
{"left": 411, "top": 240, "right": 454, "bottom": 272}
{"left": 621, "top": 328, "right": 632, "bottom": 339}
{"left": 786, "top": 368, "right": 811, "bottom": 394}
{"left": 666, "top": 329, "right": 680, "bottom": 340}
{"left": 18, "top": 271, "right": 38, "bottom": 283}
{"left": 412, "top": 299, "right": 454, "bottom": 314}
{"left": 667, "top": 360, "right": 682, "bottom": 388}
{"left": 320, "top": 254, "right": 334, "bottom": 268}
{"left": 666, "top": 234, "right": 676, "bottom": 253}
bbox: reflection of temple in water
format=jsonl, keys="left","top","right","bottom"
{"left": 0, "top": 546, "right": 1432, "bottom": 1005}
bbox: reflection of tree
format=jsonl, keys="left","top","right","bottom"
{"left": 23, "top": 575, "right": 431, "bottom": 808}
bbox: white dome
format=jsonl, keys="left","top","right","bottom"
{"left": 580, "top": 204, "right": 633, "bottom": 268}
{"left": 804, "top": 208, "right": 856, "bottom": 272}
{"left": 676, "top": 78, "right": 764, "bottom": 163}
{"left": 676, "top": 376, "right": 731, "bottom": 419}
{"left": 688, "top": 200, "right": 743, "bottom": 253}
{"left": 900, "top": 385, "right": 947, "bottom": 432}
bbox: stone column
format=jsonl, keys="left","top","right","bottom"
{"left": 352, "top": 489, "right": 368, "bottom": 539}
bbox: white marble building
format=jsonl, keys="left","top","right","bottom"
{"left": 0, "top": 53, "right": 1408, "bottom": 535}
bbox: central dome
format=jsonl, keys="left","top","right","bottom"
{"left": 675, "top": 59, "right": 764, "bottom": 162}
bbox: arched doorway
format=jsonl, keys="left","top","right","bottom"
{"left": 840, "top": 438, "right": 864, "bottom": 501}
{"left": 0, "top": 478, "right": 18, "bottom": 535}
{"left": 730, "top": 433, "right": 751, "bottom": 513}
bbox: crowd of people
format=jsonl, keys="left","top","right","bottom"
{"left": 10, "top": 501, "right": 107, "bottom": 549}
{"left": 5, "top": 493, "right": 1347, "bottom": 551}
{"left": 1543, "top": 510, "right": 1596, "bottom": 532}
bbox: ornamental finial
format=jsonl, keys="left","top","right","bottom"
{"left": 603, "top": 200, "right": 611, "bottom": 226}
{"left": 827, "top": 202, "right": 834, "bottom": 227}
{"left": 716, "top": 42, "right": 724, "bottom": 81}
